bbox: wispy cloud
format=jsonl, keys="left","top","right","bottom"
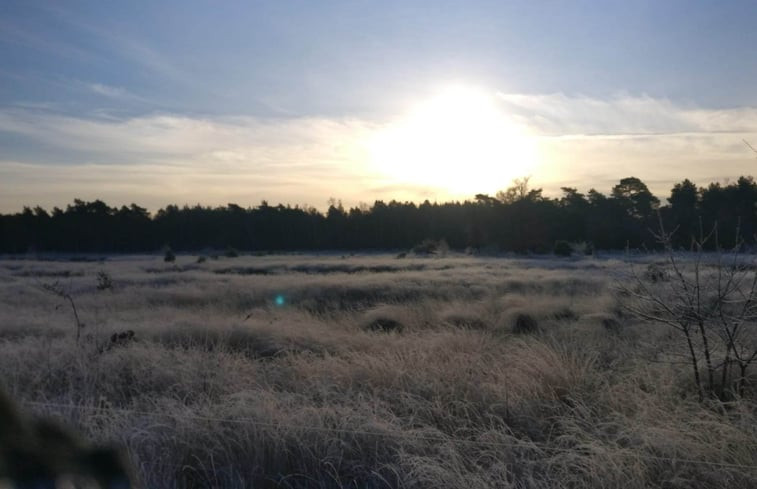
{"left": 492, "top": 93, "right": 757, "bottom": 196}
{"left": 0, "top": 109, "right": 382, "bottom": 211}
{"left": 497, "top": 92, "right": 757, "bottom": 136}
{"left": 0, "top": 110, "right": 367, "bottom": 158}
{"left": 88, "top": 83, "right": 127, "bottom": 98}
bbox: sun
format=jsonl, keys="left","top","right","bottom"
{"left": 368, "top": 85, "right": 538, "bottom": 198}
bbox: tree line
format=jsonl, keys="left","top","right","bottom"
{"left": 2, "top": 176, "right": 756, "bottom": 254}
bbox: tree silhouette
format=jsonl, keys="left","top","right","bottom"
{"left": 2, "top": 176, "right": 757, "bottom": 254}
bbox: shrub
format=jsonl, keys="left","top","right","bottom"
{"left": 622, "top": 216, "right": 757, "bottom": 400}
{"left": 96, "top": 270, "right": 113, "bottom": 291}
{"left": 224, "top": 247, "right": 239, "bottom": 258}
{"left": 40, "top": 281, "right": 85, "bottom": 343}
{"left": 196, "top": 255, "right": 207, "bottom": 264}
{"left": 512, "top": 313, "right": 539, "bottom": 334}
{"left": 163, "top": 246, "right": 176, "bottom": 263}
{"left": 411, "top": 239, "right": 450, "bottom": 257}
{"left": 412, "top": 239, "right": 438, "bottom": 255}
{"left": 436, "top": 239, "right": 449, "bottom": 257}
{"left": 553, "top": 240, "right": 573, "bottom": 257}
{"left": 102, "top": 330, "right": 136, "bottom": 352}
{"left": 643, "top": 262, "right": 668, "bottom": 283}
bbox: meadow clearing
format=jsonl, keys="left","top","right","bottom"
{"left": 1, "top": 252, "right": 756, "bottom": 488}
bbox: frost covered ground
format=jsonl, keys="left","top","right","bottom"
{"left": 1, "top": 253, "right": 755, "bottom": 488}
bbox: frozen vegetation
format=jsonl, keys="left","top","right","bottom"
{"left": 1, "top": 253, "right": 756, "bottom": 488}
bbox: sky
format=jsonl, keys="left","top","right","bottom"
{"left": 2, "top": 0, "right": 757, "bottom": 213}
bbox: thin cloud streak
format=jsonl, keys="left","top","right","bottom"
{"left": 494, "top": 93, "right": 757, "bottom": 198}
{"left": 88, "top": 83, "right": 127, "bottom": 98}
{"left": 498, "top": 92, "right": 757, "bottom": 136}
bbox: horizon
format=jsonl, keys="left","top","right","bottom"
{"left": 4, "top": 172, "right": 757, "bottom": 217}
{"left": 2, "top": 1, "right": 757, "bottom": 213}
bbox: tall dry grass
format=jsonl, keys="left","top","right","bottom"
{"left": 0, "top": 253, "right": 755, "bottom": 488}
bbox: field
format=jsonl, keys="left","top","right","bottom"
{"left": 1, "top": 253, "right": 756, "bottom": 488}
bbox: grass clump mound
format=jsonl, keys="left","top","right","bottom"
{"left": 362, "top": 306, "right": 405, "bottom": 333}
{"left": 601, "top": 316, "right": 621, "bottom": 332}
{"left": 512, "top": 313, "right": 539, "bottom": 334}
{"left": 364, "top": 317, "right": 404, "bottom": 333}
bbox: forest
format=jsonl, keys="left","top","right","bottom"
{"left": 2, "top": 176, "right": 756, "bottom": 254}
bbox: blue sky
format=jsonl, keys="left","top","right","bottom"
{"left": 2, "top": 1, "right": 757, "bottom": 211}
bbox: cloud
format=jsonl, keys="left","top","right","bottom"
{"left": 492, "top": 93, "right": 757, "bottom": 197}
{"left": 0, "top": 109, "right": 384, "bottom": 212}
{"left": 1, "top": 93, "right": 757, "bottom": 212}
{"left": 89, "top": 83, "right": 127, "bottom": 98}
{"left": 0, "top": 109, "right": 373, "bottom": 161}
{"left": 497, "top": 92, "right": 757, "bottom": 136}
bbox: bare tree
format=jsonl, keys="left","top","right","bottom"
{"left": 496, "top": 176, "right": 531, "bottom": 204}
{"left": 620, "top": 215, "right": 757, "bottom": 401}
{"left": 743, "top": 139, "right": 757, "bottom": 156}
{"left": 41, "top": 281, "right": 85, "bottom": 344}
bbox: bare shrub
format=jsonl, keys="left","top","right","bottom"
{"left": 621, "top": 217, "right": 757, "bottom": 400}
{"left": 643, "top": 262, "right": 669, "bottom": 283}
{"left": 40, "top": 281, "right": 85, "bottom": 344}
{"left": 96, "top": 270, "right": 113, "bottom": 291}
{"left": 104, "top": 330, "right": 136, "bottom": 351}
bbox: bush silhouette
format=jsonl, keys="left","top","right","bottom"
{"left": 512, "top": 313, "right": 539, "bottom": 334}
{"left": 553, "top": 240, "right": 573, "bottom": 257}
{"left": 163, "top": 246, "right": 176, "bottom": 262}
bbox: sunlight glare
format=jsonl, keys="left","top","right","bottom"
{"left": 368, "top": 85, "right": 538, "bottom": 197}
